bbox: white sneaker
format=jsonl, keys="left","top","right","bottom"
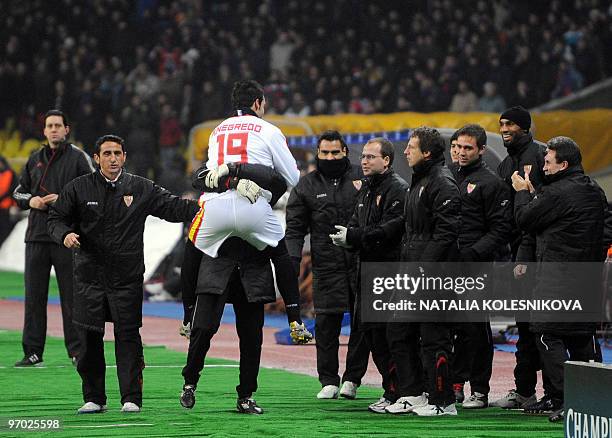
{"left": 413, "top": 403, "right": 458, "bottom": 416}
{"left": 384, "top": 394, "right": 428, "bottom": 414}
{"left": 317, "top": 385, "right": 339, "bottom": 399}
{"left": 462, "top": 392, "right": 488, "bottom": 409}
{"left": 77, "top": 402, "right": 107, "bottom": 414}
{"left": 339, "top": 381, "right": 359, "bottom": 399}
{"left": 368, "top": 397, "right": 393, "bottom": 414}
{"left": 121, "top": 402, "right": 141, "bottom": 413}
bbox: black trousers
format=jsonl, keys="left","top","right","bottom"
{"left": 535, "top": 332, "right": 600, "bottom": 401}
{"left": 77, "top": 325, "right": 145, "bottom": 406}
{"left": 182, "top": 270, "right": 265, "bottom": 399}
{"left": 387, "top": 322, "right": 454, "bottom": 405}
{"left": 514, "top": 321, "right": 557, "bottom": 397}
{"left": 451, "top": 322, "right": 494, "bottom": 395}
{"left": 315, "top": 312, "right": 369, "bottom": 387}
{"left": 22, "top": 242, "right": 80, "bottom": 358}
{"left": 361, "top": 326, "right": 398, "bottom": 402}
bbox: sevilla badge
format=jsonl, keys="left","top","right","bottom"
{"left": 353, "top": 180, "right": 362, "bottom": 191}
{"left": 123, "top": 195, "right": 133, "bottom": 207}
{"left": 467, "top": 183, "right": 476, "bottom": 194}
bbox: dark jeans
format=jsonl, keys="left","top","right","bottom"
{"left": 22, "top": 242, "right": 80, "bottom": 358}
{"left": 182, "top": 270, "right": 265, "bottom": 399}
{"left": 77, "top": 326, "right": 144, "bottom": 406}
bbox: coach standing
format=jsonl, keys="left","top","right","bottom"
{"left": 491, "top": 106, "right": 550, "bottom": 409}
{"left": 330, "top": 137, "right": 408, "bottom": 413}
{"left": 48, "top": 135, "right": 198, "bottom": 414}
{"left": 286, "top": 130, "right": 369, "bottom": 400}
{"left": 13, "top": 110, "right": 94, "bottom": 367}
{"left": 386, "top": 127, "right": 460, "bottom": 417}
{"left": 511, "top": 136, "right": 607, "bottom": 416}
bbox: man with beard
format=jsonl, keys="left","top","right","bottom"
{"left": 491, "top": 106, "right": 550, "bottom": 410}
{"left": 286, "top": 130, "right": 369, "bottom": 399}
{"left": 451, "top": 124, "right": 513, "bottom": 408}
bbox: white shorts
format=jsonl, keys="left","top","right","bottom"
{"left": 188, "top": 191, "right": 283, "bottom": 258}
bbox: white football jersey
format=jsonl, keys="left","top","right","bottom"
{"left": 206, "top": 113, "right": 299, "bottom": 187}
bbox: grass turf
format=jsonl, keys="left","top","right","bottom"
{"left": 0, "top": 330, "right": 562, "bottom": 437}
{"left": 0, "top": 270, "right": 59, "bottom": 300}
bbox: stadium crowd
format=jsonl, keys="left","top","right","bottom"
{"left": 2, "top": 0, "right": 612, "bottom": 178}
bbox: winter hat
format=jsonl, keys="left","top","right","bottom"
{"left": 499, "top": 106, "right": 531, "bottom": 131}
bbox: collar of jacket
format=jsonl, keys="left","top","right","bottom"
{"left": 504, "top": 133, "right": 533, "bottom": 156}
{"left": 543, "top": 164, "right": 584, "bottom": 185}
{"left": 364, "top": 168, "right": 393, "bottom": 189}
{"left": 456, "top": 157, "right": 484, "bottom": 180}
{"left": 95, "top": 169, "right": 126, "bottom": 189}
{"left": 43, "top": 142, "right": 68, "bottom": 160}
{"left": 235, "top": 107, "right": 259, "bottom": 118}
{"left": 412, "top": 153, "right": 445, "bottom": 177}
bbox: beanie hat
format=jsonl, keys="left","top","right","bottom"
{"left": 500, "top": 106, "right": 531, "bottom": 131}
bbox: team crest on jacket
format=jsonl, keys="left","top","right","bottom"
{"left": 353, "top": 180, "right": 362, "bottom": 191}
{"left": 123, "top": 195, "right": 133, "bottom": 207}
{"left": 376, "top": 194, "right": 382, "bottom": 206}
{"left": 467, "top": 183, "right": 476, "bottom": 194}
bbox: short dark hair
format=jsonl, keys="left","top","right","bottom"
{"left": 454, "top": 124, "right": 487, "bottom": 149}
{"left": 366, "top": 137, "right": 395, "bottom": 166}
{"left": 410, "top": 127, "right": 445, "bottom": 157}
{"left": 44, "top": 109, "right": 69, "bottom": 127}
{"left": 231, "top": 80, "right": 264, "bottom": 109}
{"left": 546, "top": 136, "right": 582, "bottom": 167}
{"left": 94, "top": 134, "right": 126, "bottom": 155}
{"left": 450, "top": 129, "right": 459, "bottom": 144}
{"left": 317, "top": 130, "right": 348, "bottom": 155}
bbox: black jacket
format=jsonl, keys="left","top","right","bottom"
{"left": 401, "top": 156, "right": 461, "bottom": 262}
{"left": 13, "top": 142, "right": 94, "bottom": 242}
{"left": 346, "top": 169, "right": 408, "bottom": 262}
{"left": 285, "top": 161, "right": 362, "bottom": 313}
{"left": 496, "top": 134, "right": 546, "bottom": 258}
{"left": 194, "top": 237, "right": 278, "bottom": 304}
{"left": 456, "top": 158, "right": 512, "bottom": 261}
{"left": 48, "top": 170, "right": 199, "bottom": 332}
{"left": 514, "top": 166, "right": 608, "bottom": 336}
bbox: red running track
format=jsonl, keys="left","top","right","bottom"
{"left": 0, "top": 300, "right": 544, "bottom": 399}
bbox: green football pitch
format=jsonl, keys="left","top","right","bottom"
{"left": 0, "top": 330, "right": 562, "bottom": 438}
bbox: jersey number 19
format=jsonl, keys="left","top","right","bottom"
{"left": 217, "top": 133, "right": 248, "bottom": 165}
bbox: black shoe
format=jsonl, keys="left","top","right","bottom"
{"left": 180, "top": 384, "right": 196, "bottom": 409}
{"left": 15, "top": 354, "right": 43, "bottom": 367}
{"left": 549, "top": 408, "right": 564, "bottom": 422}
{"left": 523, "top": 396, "right": 562, "bottom": 414}
{"left": 237, "top": 397, "right": 264, "bottom": 415}
{"left": 453, "top": 383, "right": 465, "bottom": 404}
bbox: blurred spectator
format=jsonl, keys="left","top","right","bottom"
{"left": 449, "top": 81, "right": 478, "bottom": 113}
{"left": 478, "top": 82, "right": 507, "bottom": 113}
{"left": 0, "top": 0, "right": 610, "bottom": 141}
{"left": 159, "top": 103, "right": 182, "bottom": 162}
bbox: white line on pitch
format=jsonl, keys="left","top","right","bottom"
{"left": 64, "top": 423, "right": 154, "bottom": 428}
{"left": 2, "top": 364, "right": 238, "bottom": 369}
